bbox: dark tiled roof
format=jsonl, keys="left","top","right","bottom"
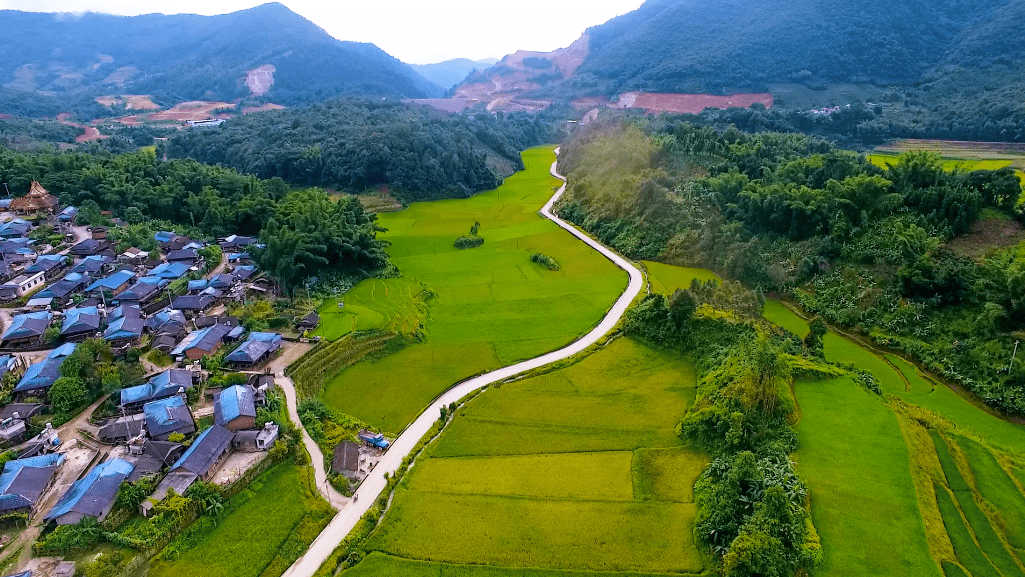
{"left": 332, "top": 441, "right": 360, "bottom": 474}
{"left": 170, "top": 425, "right": 233, "bottom": 476}
{"left": 171, "top": 295, "right": 214, "bottom": 311}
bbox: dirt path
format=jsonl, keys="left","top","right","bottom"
{"left": 281, "top": 150, "right": 645, "bottom": 577}
{"left": 56, "top": 113, "right": 107, "bottom": 143}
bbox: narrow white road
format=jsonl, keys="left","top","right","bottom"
{"left": 282, "top": 151, "right": 644, "bottom": 577}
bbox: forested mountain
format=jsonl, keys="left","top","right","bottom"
{"left": 573, "top": 0, "right": 1021, "bottom": 94}
{"left": 161, "top": 98, "right": 563, "bottom": 202}
{"left": 0, "top": 3, "right": 443, "bottom": 114}
{"left": 412, "top": 59, "right": 498, "bottom": 90}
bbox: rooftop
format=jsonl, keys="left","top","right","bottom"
{"left": 171, "top": 323, "right": 230, "bottom": 356}
{"left": 171, "top": 425, "right": 233, "bottom": 476}
{"left": 214, "top": 385, "right": 256, "bottom": 426}
{"left": 44, "top": 458, "right": 134, "bottom": 522}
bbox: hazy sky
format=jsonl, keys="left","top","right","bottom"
{"left": 0, "top": 0, "right": 646, "bottom": 64}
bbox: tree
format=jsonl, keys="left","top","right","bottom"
{"left": 803, "top": 317, "right": 827, "bottom": 357}
{"left": 48, "top": 376, "right": 88, "bottom": 416}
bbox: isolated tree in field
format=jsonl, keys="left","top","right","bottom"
{"left": 803, "top": 317, "right": 827, "bottom": 357}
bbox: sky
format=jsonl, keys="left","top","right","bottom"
{"left": 0, "top": 0, "right": 646, "bottom": 64}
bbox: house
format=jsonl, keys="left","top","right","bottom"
{"left": 0, "top": 271, "right": 46, "bottom": 300}
{"left": 332, "top": 441, "right": 361, "bottom": 479}
{"left": 188, "top": 274, "right": 233, "bottom": 294}
{"left": 143, "top": 395, "right": 195, "bottom": 441}
{"left": 169, "top": 424, "right": 233, "bottom": 481}
{"left": 165, "top": 249, "right": 199, "bottom": 265}
{"left": 146, "top": 309, "right": 187, "bottom": 336}
{"left": 98, "top": 413, "right": 146, "bottom": 444}
{"left": 89, "top": 226, "right": 108, "bottom": 240}
{"left": 227, "top": 252, "right": 253, "bottom": 265}
{"left": 118, "top": 247, "right": 149, "bottom": 266}
{"left": 297, "top": 311, "right": 320, "bottom": 332}
{"left": 148, "top": 262, "right": 190, "bottom": 280}
{"left": 18, "top": 423, "right": 61, "bottom": 458}
{"left": 0, "top": 219, "right": 32, "bottom": 239}
{"left": 218, "top": 235, "right": 254, "bottom": 252}
{"left": 231, "top": 265, "right": 256, "bottom": 281}
{"left": 85, "top": 269, "right": 135, "bottom": 298}
{"left": 194, "top": 315, "right": 240, "bottom": 330}
{"left": 57, "top": 206, "right": 79, "bottom": 223}
{"left": 37, "top": 272, "right": 91, "bottom": 303}
{"left": 44, "top": 459, "right": 135, "bottom": 525}
{"left": 114, "top": 277, "right": 166, "bottom": 305}
{"left": 214, "top": 385, "right": 256, "bottom": 432}
{"left": 120, "top": 369, "right": 195, "bottom": 411}
{"left": 24, "top": 255, "right": 69, "bottom": 280}
{"left": 103, "top": 315, "right": 145, "bottom": 349}
{"left": 0, "top": 356, "right": 24, "bottom": 379}
{"left": 171, "top": 324, "right": 230, "bottom": 360}
{"left": 9, "top": 181, "right": 58, "bottom": 215}
{"left": 0, "top": 401, "right": 40, "bottom": 444}
{"left": 15, "top": 344, "right": 77, "bottom": 397}
{"left": 232, "top": 422, "right": 279, "bottom": 452}
{"left": 1, "top": 311, "right": 52, "bottom": 348}
{"left": 24, "top": 296, "right": 53, "bottom": 310}
{"left": 0, "top": 453, "right": 64, "bottom": 515}
{"left": 0, "top": 237, "right": 35, "bottom": 254}
{"left": 70, "top": 239, "right": 112, "bottom": 258}
{"left": 170, "top": 295, "right": 215, "bottom": 315}
{"left": 59, "top": 306, "right": 103, "bottom": 341}
{"left": 225, "top": 332, "right": 282, "bottom": 369}
{"left": 69, "top": 255, "right": 112, "bottom": 276}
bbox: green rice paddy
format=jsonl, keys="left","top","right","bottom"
{"left": 795, "top": 377, "right": 940, "bottom": 576}
{"left": 320, "top": 147, "right": 626, "bottom": 433}
{"left": 344, "top": 337, "right": 707, "bottom": 576}
{"left": 955, "top": 435, "right": 1025, "bottom": 549}
{"left": 643, "top": 261, "right": 720, "bottom": 294}
{"left": 344, "top": 552, "right": 703, "bottom": 577}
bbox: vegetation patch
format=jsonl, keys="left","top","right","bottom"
{"left": 343, "top": 552, "right": 703, "bottom": 577}
{"left": 529, "top": 252, "right": 560, "bottom": 270}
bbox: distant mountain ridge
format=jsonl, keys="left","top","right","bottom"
{"left": 0, "top": 2, "right": 444, "bottom": 112}
{"left": 412, "top": 58, "right": 498, "bottom": 90}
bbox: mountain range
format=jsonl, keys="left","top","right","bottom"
{"left": 0, "top": 2, "right": 443, "bottom": 110}
{"left": 411, "top": 59, "right": 498, "bottom": 91}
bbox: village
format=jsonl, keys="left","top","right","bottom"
{"left": 0, "top": 182, "right": 388, "bottom": 577}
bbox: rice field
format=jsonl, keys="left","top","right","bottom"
{"left": 643, "top": 261, "right": 720, "bottom": 294}
{"left": 344, "top": 552, "right": 703, "bottom": 577}
{"left": 795, "top": 377, "right": 941, "bottom": 576}
{"left": 343, "top": 337, "right": 708, "bottom": 576}
{"left": 320, "top": 147, "right": 626, "bottom": 432}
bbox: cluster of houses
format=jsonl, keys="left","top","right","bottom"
{"left": 0, "top": 368, "right": 281, "bottom": 530}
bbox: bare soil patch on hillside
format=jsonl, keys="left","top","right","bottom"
{"left": 614, "top": 92, "right": 774, "bottom": 114}
{"left": 947, "top": 217, "right": 1025, "bottom": 258}
{"left": 57, "top": 112, "right": 108, "bottom": 143}
{"left": 245, "top": 64, "right": 276, "bottom": 96}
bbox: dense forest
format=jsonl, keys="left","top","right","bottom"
{"left": 0, "top": 147, "right": 389, "bottom": 291}
{"left": 557, "top": 119, "right": 1025, "bottom": 416}
{"left": 0, "top": 3, "right": 441, "bottom": 112}
{"left": 161, "top": 98, "right": 563, "bottom": 201}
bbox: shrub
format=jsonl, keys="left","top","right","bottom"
{"left": 453, "top": 235, "right": 484, "bottom": 249}
{"left": 530, "top": 252, "right": 560, "bottom": 271}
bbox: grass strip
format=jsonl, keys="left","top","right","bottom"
{"left": 935, "top": 483, "right": 1002, "bottom": 577}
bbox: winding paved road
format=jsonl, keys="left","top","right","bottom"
{"left": 281, "top": 151, "right": 645, "bottom": 577}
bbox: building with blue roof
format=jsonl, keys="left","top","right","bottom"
{"left": 154, "top": 231, "right": 176, "bottom": 244}
{"left": 57, "top": 206, "right": 79, "bottom": 222}
{"left": 16, "top": 344, "right": 77, "bottom": 395}
{"left": 44, "top": 458, "right": 134, "bottom": 525}
{"left": 143, "top": 395, "right": 195, "bottom": 441}
{"left": 104, "top": 315, "right": 145, "bottom": 347}
{"left": 120, "top": 369, "right": 194, "bottom": 410}
{"left": 214, "top": 385, "right": 257, "bottom": 431}
{"left": 171, "top": 324, "right": 230, "bottom": 360}
{"left": 114, "top": 276, "right": 166, "bottom": 305}
{"left": 225, "top": 332, "right": 282, "bottom": 369}
{"left": 0, "top": 219, "right": 31, "bottom": 239}
{"left": 0, "top": 311, "right": 52, "bottom": 347}
{"left": 187, "top": 279, "right": 209, "bottom": 292}
{"left": 148, "top": 262, "right": 190, "bottom": 280}
{"left": 231, "top": 265, "right": 256, "bottom": 281}
{"left": 170, "top": 424, "right": 233, "bottom": 480}
{"left": 25, "top": 254, "right": 69, "bottom": 279}
{"left": 0, "top": 453, "right": 64, "bottom": 514}
{"left": 85, "top": 269, "right": 135, "bottom": 297}
{"left": 70, "top": 255, "right": 112, "bottom": 276}
{"left": 60, "top": 305, "right": 103, "bottom": 340}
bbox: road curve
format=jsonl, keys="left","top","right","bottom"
{"left": 282, "top": 150, "right": 645, "bottom": 577}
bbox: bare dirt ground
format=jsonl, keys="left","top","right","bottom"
{"left": 95, "top": 95, "right": 160, "bottom": 110}
{"left": 246, "top": 64, "right": 276, "bottom": 96}
{"left": 947, "top": 217, "right": 1025, "bottom": 258}
{"left": 56, "top": 113, "right": 107, "bottom": 143}
{"left": 213, "top": 451, "right": 268, "bottom": 485}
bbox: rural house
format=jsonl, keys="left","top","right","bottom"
{"left": 0, "top": 219, "right": 32, "bottom": 239}
{"left": 70, "top": 239, "right": 112, "bottom": 258}
{"left": 85, "top": 269, "right": 136, "bottom": 299}
{"left": 15, "top": 344, "right": 77, "bottom": 398}
{"left": 114, "top": 276, "right": 166, "bottom": 306}
{"left": 171, "top": 323, "right": 231, "bottom": 360}
{"left": 98, "top": 413, "right": 146, "bottom": 444}
{"left": 225, "top": 332, "right": 282, "bottom": 369}
{"left": 24, "top": 255, "right": 69, "bottom": 280}
{"left": 0, "top": 453, "right": 64, "bottom": 516}
{"left": 0, "top": 271, "right": 46, "bottom": 301}
{"left": 332, "top": 441, "right": 361, "bottom": 479}
{"left": 69, "top": 255, "right": 112, "bottom": 276}
{"left": 57, "top": 206, "right": 78, "bottom": 223}
{"left": 0, "top": 311, "right": 52, "bottom": 348}
{"left": 59, "top": 305, "right": 104, "bottom": 341}
{"left": 44, "top": 459, "right": 135, "bottom": 525}
{"left": 232, "top": 422, "right": 280, "bottom": 452}
{"left": 143, "top": 395, "right": 196, "bottom": 441}
{"left": 120, "top": 369, "right": 195, "bottom": 411}
{"left": 214, "top": 385, "right": 257, "bottom": 432}
{"left": 170, "top": 294, "right": 215, "bottom": 315}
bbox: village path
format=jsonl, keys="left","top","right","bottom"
{"left": 281, "top": 150, "right": 645, "bottom": 577}
{"left": 267, "top": 343, "right": 348, "bottom": 510}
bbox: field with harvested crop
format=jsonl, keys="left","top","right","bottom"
{"left": 320, "top": 147, "right": 626, "bottom": 433}
{"left": 342, "top": 336, "right": 708, "bottom": 576}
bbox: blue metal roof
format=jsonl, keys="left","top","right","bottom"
{"left": 16, "top": 343, "right": 76, "bottom": 392}
{"left": 57, "top": 206, "right": 79, "bottom": 220}
{"left": 70, "top": 255, "right": 112, "bottom": 275}
{"left": 114, "top": 276, "right": 164, "bottom": 301}
{"left": 143, "top": 395, "right": 193, "bottom": 437}
{"left": 85, "top": 269, "right": 135, "bottom": 292}
{"left": 170, "top": 424, "right": 233, "bottom": 475}
{"left": 0, "top": 453, "right": 64, "bottom": 495}
{"left": 148, "top": 262, "right": 190, "bottom": 280}
{"left": 44, "top": 459, "right": 134, "bottom": 522}
{"left": 1, "top": 311, "right": 52, "bottom": 341}
{"left": 225, "top": 332, "right": 282, "bottom": 363}
{"left": 171, "top": 324, "right": 229, "bottom": 356}
{"left": 154, "top": 231, "right": 176, "bottom": 243}
{"left": 119, "top": 369, "right": 192, "bottom": 405}
{"left": 187, "top": 279, "right": 209, "bottom": 292}
{"left": 60, "top": 305, "right": 101, "bottom": 335}
{"left": 104, "top": 315, "right": 144, "bottom": 340}
{"left": 214, "top": 384, "right": 256, "bottom": 426}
